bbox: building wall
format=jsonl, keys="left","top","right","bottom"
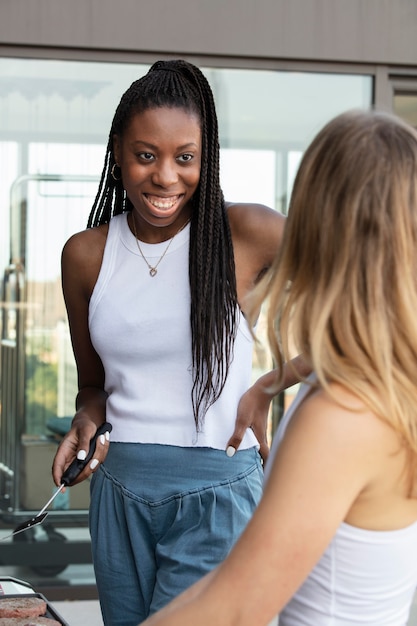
{"left": 0, "top": 0, "right": 417, "bottom": 67}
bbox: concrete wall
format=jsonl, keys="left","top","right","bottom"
{"left": 0, "top": 0, "right": 417, "bottom": 67}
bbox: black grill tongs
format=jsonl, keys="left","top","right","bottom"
{"left": 1, "top": 422, "right": 112, "bottom": 541}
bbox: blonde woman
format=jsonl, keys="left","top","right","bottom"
{"left": 140, "top": 110, "right": 417, "bottom": 626}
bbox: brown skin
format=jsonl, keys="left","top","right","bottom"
{"left": 52, "top": 106, "right": 287, "bottom": 488}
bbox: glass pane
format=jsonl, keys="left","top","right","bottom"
{"left": 210, "top": 68, "right": 372, "bottom": 212}
{"left": 207, "top": 68, "right": 372, "bottom": 433}
{"left": 0, "top": 57, "right": 372, "bottom": 588}
{"left": 394, "top": 93, "right": 417, "bottom": 128}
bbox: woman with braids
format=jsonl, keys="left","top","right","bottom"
{"left": 140, "top": 110, "right": 417, "bottom": 626}
{"left": 52, "top": 59, "right": 289, "bottom": 625}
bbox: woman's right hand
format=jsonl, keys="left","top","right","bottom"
{"left": 52, "top": 413, "right": 110, "bottom": 487}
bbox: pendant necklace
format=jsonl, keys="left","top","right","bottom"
{"left": 130, "top": 213, "right": 190, "bottom": 277}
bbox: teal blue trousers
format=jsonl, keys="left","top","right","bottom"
{"left": 89, "top": 442, "right": 263, "bottom": 626}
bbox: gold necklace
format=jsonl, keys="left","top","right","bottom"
{"left": 130, "top": 213, "right": 190, "bottom": 277}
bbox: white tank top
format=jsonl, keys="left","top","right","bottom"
{"left": 89, "top": 212, "right": 258, "bottom": 450}
{"left": 266, "top": 378, "right": 417, "bottom": 626}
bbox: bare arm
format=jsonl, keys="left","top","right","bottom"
{"left": 227, "top": 201, "right": 286, "bottom": 306}
{"left": 52, "top": 228, "right": 110, "bottom": 487}
{"left": 227, "top": 354, "right": 312, "bottom": 461}
{"left": 226, "top": 202, "right": 289, "bottom": 458}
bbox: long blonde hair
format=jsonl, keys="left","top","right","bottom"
{"left": 253, "top": 110, "right": 417, "bottom": 453}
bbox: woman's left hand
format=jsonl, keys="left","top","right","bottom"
{"left": 226, "top": 358, "right": 309, "bottom": 464}
{"left": 226, "top": 377, "right": 275, "bottom": 464}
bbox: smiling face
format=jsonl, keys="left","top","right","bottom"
{"left": 113, "top": 106, "right": 202, "bottom": 240}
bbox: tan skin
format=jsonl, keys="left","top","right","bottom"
{"left": 52, "top": 106, "right": 289, "bottom": 488}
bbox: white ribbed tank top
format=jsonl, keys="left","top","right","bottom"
{"left": 89, "top": 212, "right": 258, "bottom": 449}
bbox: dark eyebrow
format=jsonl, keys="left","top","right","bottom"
{"left": 177, "top": 143, "right": 199, "bottom": 150}
{"left": 131, "top": 141, "right": 199, "bottom": 151}
{"left": 130, "top": 140, "right": 158, "bottom": 150}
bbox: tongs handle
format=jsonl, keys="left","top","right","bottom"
{"left": 61, "top": 422, "right": 112, "bottom": 486}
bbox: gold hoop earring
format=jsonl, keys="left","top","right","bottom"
{"left": 111, "top": 163, "right": 122, "bottom": 181}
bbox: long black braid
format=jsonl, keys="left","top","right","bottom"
{"left": 87, "top": 59, "right": 238, "bottom": 429}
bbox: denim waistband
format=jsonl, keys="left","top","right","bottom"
{"left": 101, "top": 442, "right": 262, "bottom": 502}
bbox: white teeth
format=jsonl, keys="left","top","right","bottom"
{"left": 148, "top": 197, "right": 178, "bottom": 209}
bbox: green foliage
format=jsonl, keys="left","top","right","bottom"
{"left": 25, "top": 354, "right": 58, "bottom": 435}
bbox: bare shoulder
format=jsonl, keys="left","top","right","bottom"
{"left": 266, "top": 382, "right": 398, "bottom": 513}
{"left": 226, "top": 201, "right": 285, "bottom": 239}
{"left": 62, "top": 224, "right": 108, "bottom": 265}
{"left": 62, "top": 224, "right": 109, "bottom": 299}
{"left": 288, "top": 383, "right": 398, "bottom": 453}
